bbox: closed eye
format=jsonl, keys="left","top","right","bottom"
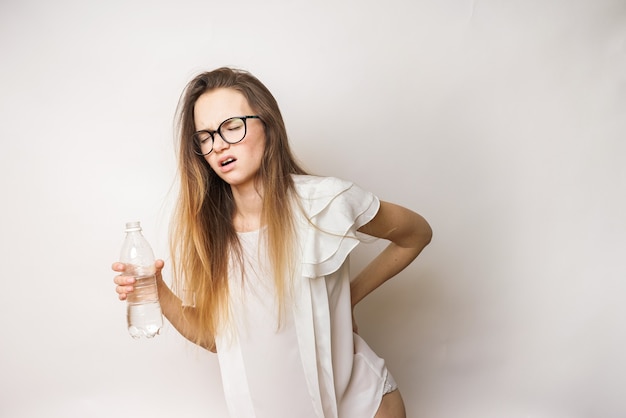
{"left": 195, "top": 132, "right": 213, "bottom": 143}
{"left": 222, "top": 119, "right": 245, "bottom": 131}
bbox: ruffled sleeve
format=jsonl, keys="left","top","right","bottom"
{"left": 293, "top": 175, "right": 380, "bottom": 278}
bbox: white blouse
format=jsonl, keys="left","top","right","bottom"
{"left": 215, "top": 175, "right": 389, "bottom": 418}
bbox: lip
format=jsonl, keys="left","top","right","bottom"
{"left": 216, "top": 155, "right": 237, "bottom": 172}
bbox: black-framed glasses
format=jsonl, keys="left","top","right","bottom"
{"left": 192, "top": 115, "right": 261, "bottom": 156}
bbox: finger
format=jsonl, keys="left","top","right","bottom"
{"left": 112, "top": 262, "right": 125, "bottom": 272}
{"left": 113, "top": 275, "right": 136, "bottom": 286}
{"left": 155, "top": 259, "right": 165, "bottom": 280}
{"left": 116, "top": 284, "right": 135, "bottom": 295}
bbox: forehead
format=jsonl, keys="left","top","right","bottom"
{"left": 194, "top": 88, "right": 253, "bottom": 130}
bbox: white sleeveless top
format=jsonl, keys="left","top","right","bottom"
{"left": 215, "top": 175, "right": 388, "bottom": 418}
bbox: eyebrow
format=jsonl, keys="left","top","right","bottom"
{"left": 195, "top": 116, "right": 236, "bottom": 132}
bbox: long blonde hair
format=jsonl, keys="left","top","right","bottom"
{"left": 170, "top": 67, "right": 307, "bottom": 341}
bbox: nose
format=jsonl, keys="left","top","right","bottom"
{"left": 211, "top": 133, "right": 230, "bottom": 153}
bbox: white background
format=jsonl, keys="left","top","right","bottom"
{"left": 1, "top": 0, "right": 625, "bottom": 417}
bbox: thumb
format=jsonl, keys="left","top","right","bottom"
{"left": 155, "top": 259, "right": 165, "bottom": 278}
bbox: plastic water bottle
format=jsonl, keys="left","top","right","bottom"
{"left": 120, "top": 221, "right": 163, "bottom": 338}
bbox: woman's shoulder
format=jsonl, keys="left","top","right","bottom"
{"left": 291, "top": 175, "right": 380, "bottom": 278}
{"left": 292, "top": 174, "right": 354, "bottom": 197}
{"left": 291, "top": 174, "right": 378, "bottom": 220}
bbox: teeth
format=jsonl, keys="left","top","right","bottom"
{"left": 221, "top": 158, "right": 235, "bottom": 166}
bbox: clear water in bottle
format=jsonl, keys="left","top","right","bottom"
{"left": 120, "top": 221, "right": 163, "bottom": 339}
{"left": 125, "top": 273, "right": 163, "bottom": 338}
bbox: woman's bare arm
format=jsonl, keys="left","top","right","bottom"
{"left": 113, "top": 260, "right": 216, "bottom": 352}
{"left": 351, "top": 201, "right": 432, "bottom": 307}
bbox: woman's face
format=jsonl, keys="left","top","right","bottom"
{"left": 193, "top": 88, "right": 266, "bottom": 191}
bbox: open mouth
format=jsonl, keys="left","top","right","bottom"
{"left": 221, "top": 158, "right": 236, "bottom": 167}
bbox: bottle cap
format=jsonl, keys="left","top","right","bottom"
{"left": 125, "top": 221, "right": 142, "bottom": 232}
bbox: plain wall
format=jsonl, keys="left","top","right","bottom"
{"left": 1, "top": 0, "right": 625, "bottom": 417}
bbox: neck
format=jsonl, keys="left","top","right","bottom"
{"left": 231, "top": 182, "right": 263, "bottom": 232}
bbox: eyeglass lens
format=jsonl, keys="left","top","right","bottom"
{"left": 194, "top": 117, "right": 247, "bottom": 155}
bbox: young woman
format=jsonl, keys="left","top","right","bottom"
{"left": 113, "top": 67, "right": 432, "bottom": 418}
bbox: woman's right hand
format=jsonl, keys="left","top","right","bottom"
{"left": 112, "top": 260, "right": 165, "bottom": 301}
{"left": 112, "top": 262, "right": 135, "bottom": 301}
